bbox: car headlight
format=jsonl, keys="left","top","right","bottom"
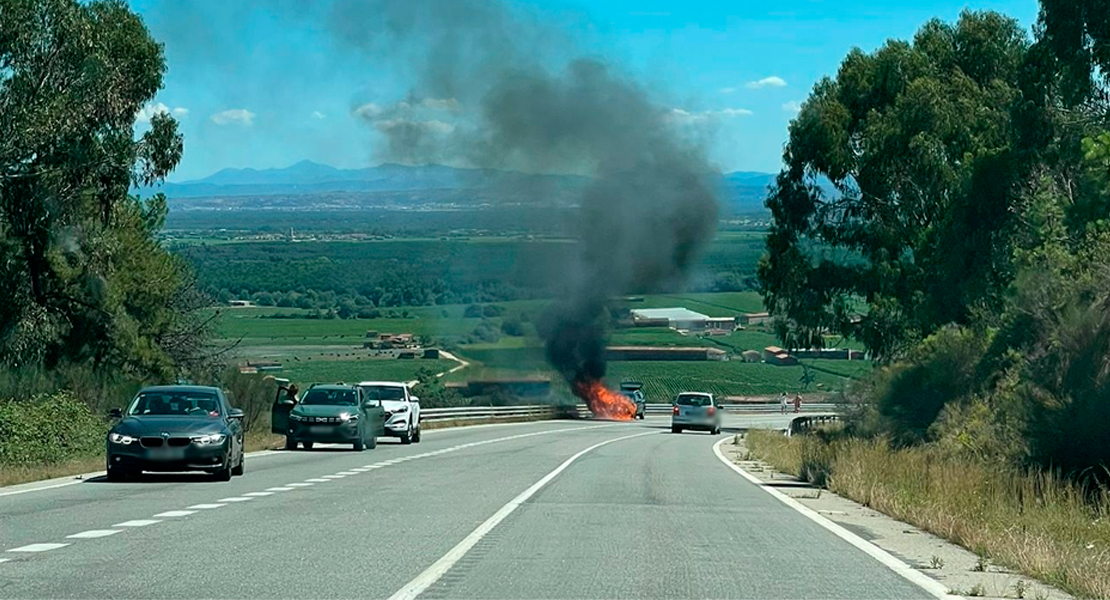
{"left": 394, "top": 405, "right": 409, "bottom": 413}
{"left": 109, "top": 432, "right": 136, "bottom": 445}
{"left": 340, "top": 413, "right": 358, "bottom": 422}
{"left": 289, "top": 413, "right": 305, "bottom": 422}
{"left": 191, "top": 433, "right": 227, "bottom": 445}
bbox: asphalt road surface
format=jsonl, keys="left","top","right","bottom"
{"left": 0, "top": 415, "right": 933, "bottom": 599}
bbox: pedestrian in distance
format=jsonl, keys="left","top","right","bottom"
{"left": 793, "top": 392, "right": 802, "bottom": 414}
{"left": 283, "top": 383, "right": 300, "bottom": 405}
{"left": 780, "top": 392, "right": 788, "bottom": 414}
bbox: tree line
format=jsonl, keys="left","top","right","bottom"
{"left": 760, "top": 5, "right": 1110, "bottom": 478}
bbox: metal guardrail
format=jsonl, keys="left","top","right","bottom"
{"left": 787, "top": 413, "right": 841, "bottom": 436}
{"left": 420, "top": 402, "right": 843, "bottom": 423}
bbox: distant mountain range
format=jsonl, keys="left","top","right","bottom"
{"left": 143, "top": 160, "right": 793, "bottom": 213}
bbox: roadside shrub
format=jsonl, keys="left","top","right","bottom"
{"left": 0, "top": 392, "right": 107, "bottom": 466}
{"left": 872, "top": 325, "right": 988, "bottom": 445}
{"left": 220, "top": 369, "right": 278, "bottom": 433}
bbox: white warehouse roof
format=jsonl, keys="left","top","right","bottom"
{"left": 630, "top": 308, "right": 711, "bottom": 322}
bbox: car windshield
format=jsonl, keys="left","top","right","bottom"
{"left": 360, "top": 385, "right": 406, "bottom": 401}
{"left": 677, "top": 394, "right": 711, "bottom": 407}
{"left": 301, "top": 389, "right": 358, "bottom": 406}
{"left": 127, "top": 391, "right": 221, "bottom": 416}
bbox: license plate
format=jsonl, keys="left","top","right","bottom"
{"left": 149, "top": 447, "right": 185, "bottom": 461}
{"left": 309, "top": 425, "right": 333, "bottom": 435}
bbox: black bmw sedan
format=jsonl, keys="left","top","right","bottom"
{"left": 106, "top": 385, "right": 245, "bottom": 481}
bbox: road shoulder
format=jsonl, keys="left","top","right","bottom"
{"left": 717, "top": 435, "right": 1073, "bottom": 600}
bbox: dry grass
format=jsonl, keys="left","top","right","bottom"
{"left": 747, "top": 430, "right": 1110, "bottom": 599}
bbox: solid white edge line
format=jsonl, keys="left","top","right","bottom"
{"left": 387, "top": 430, "right": 656, "bottom": 600}
{"left": 711, "top": 438, "right": 963, "bottom": 600}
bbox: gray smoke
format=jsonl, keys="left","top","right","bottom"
{"left": 332, "top": 0, "right": 720, "bottom": 395}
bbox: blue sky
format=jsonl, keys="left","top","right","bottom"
{"left": 129, "top": 0, "right": 1040, "bottom": 182}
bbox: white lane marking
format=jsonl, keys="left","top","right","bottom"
{"left": 66, "top": 529, "right": 122, "bottom": 539}
{"left": 217, "top": 497, "right": 253, "bottom": 503}
{"left": 242, "top": 491, "right": 274, "bottom": 497}
{"left": 711, "top": 439, "right": 961, "bottom": 600}
{"left": 287, "top": 482, "right": 314, "bottom": 487}
{"left": 305, "top": 478, "right": 330, "bottom": 483}
{"left": 7, "top": 543, "right": 70, "bottom": 553}
{"left": 0, "top": 558, "right": 9, "bottom": 563}
{"left": 322, "top": 474, "right": 345, "bottom": 479}
{"left": 336, "top": 471, "right": 358, "bottom": 475}
{"left": 350, "top": 468, "right": 371, "bottom": 472}
{"left": 387, "top": 430, "right": 655, "bottom": 600}
{"left": 114, "top": 520, "right": 161, "bottom": 527}
{"left": 266, "top": 487, "right": 295, "bottom": 492}
{"left": 0, "top": 475, "right": 105, "bottom": 498}
{"left": 188, "top": 503, "right": 227, "bottom": 509}
{"left": 153, "top": 510, "right": 196, "bottom": 517}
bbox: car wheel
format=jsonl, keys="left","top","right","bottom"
{"left": 412, "top": 426, "right": 421, "bottom": 443}
{"left": 400, "top": 424, "right": 412, "bottom": 445}
{"left": 232, "top": 451, "right": 245, "bottom": 476}
{"left": 367, "top": 434, "right": 377, "bottom": 449}
{"left": 671, "top": 426, "right": 682, "bottom": 434}
{"left": 284, "top": 436, "right": 296, "bottom": 450}
{"left": 302, "top": 441, "right": 314, "bottom": 450}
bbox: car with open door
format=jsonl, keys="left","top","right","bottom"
{"left": 106, "top": 385, "right": 245, "bottom": 481}
{"left": 285, "top": 384, "right": 384, "bottom": 451}
{"left": 619, "top": 381, "right": 646, "bottom": 419}
{"left": 671, "top": 392, "right": 721, "bottom": 434}
{"left": 357, "top": 381, "right": 421, "bottom": 444}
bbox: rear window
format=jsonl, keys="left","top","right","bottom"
{"left": 676, "top": 394, "right": 711, "bottom": 407}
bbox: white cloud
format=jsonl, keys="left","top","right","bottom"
{"left": 669, "top": 107, "right": 753, "bottom": 123}
{"left": 137, "top": 102, "right": 189, "bottom": 122}
{"left": 353, "top": 102, "right": 383, "bottom": 119}
{"left": 728, "top": 76, "right": 787, "bottom": 91}
{"left": 782, "top": 101, "right": 803, "bottom": 114}
{"left": 210, "top": 109, "right": 255, "bottom": 126}
{"left": 419, "top": 97, "right": 460, "bottom": 111}
{"left": 311, "top": 111, "right": 327, "bottom": 119}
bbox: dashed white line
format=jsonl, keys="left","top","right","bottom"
{"left": 305, "top": 478, "right": 329, "bottom": 483}
{"left": 66, "top": 529, "right": 122, "bottom": 539}
{"left": 242, "top": 491, "right": 274, "bottom": 497}
{"left": 322, "top": 474, "right": 345, "bottom": 479}
{"left": 218, "top": 497, "right": 253, "bottom": 503}
{"left": 336, "top": 471, "right": 358, "bottom": 476}
{"left": 287, "top": 482, "right": 314, "bottom": 487}
{"left": 153, "top": 510, "right": 196, "bottom": 518}
{"left": 266, "top": 487, "right": 294, "bottom": 492}
{"left": 350, "top": 468, "right": 371, "bottom": 472}
{"left": 114, "top": 520, "right": 161, "bottom": 527}
{"left": 0, "top": 558, "right": 10, "bottom": 564}
{"left": 188, "top": 503, "right": 227, "bottom": 509}
{"left": 7, "top": 543, "right": 69, "bottom": 553}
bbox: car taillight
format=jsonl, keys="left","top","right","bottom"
{"left": 707, "top": 406, "right": 716, "bottom": 416}
{"left": 672, "top": 405, "right": 679, "bottom": 415}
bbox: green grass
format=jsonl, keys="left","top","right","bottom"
{"left": 280, "top": 358, "right": 456, "bottom": 387}
{"left": 604, "top": 360, "right": 859, "bottom": 400}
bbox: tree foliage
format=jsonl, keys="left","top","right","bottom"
{"left": 0, "top": 0, "right": 200, "bottom": 379}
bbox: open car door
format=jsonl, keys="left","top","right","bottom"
{"left": 269, "top": 377, "right": 292, "bottom": 434}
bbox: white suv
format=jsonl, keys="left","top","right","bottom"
{"left": 357, "top": 381, "right": 421, "bottom": 444}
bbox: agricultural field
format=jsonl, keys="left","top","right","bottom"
{"left": 604, "top": 360, "right": 861, "bottom": 400}
{"left": 279, "top": 357, "right": 456, "bottom": 387}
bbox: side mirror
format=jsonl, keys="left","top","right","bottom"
{"left": 228, "top": 408, "right": 245, "bottom": 420}
{"left": 108, "top": 408, "right": 123, "bottom": 419}
{"left": 410, "top": 396, "right": 420, "bottom": 404}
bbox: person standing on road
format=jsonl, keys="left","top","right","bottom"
{"left": 284, "top": 384, "right": 300, "bottom": 405}
{"left": 780, "top": 392, "right": 788, "bottom": 414}
{"left": 793, "top": 392, "right": 802, "bottom": 414}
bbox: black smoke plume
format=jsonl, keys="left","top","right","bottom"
{"left": 328, "top": 0, "right": 720, "bottom": 398}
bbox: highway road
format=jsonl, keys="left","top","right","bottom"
{"left": 0, "top": 414, "right": 935, "bottom": 599}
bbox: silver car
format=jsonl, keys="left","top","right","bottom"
{"left": 671, "top": 392, "right": 721, "bottom": 435}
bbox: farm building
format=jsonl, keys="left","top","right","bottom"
{"left": 629, "top": 308, "right": 734, "bottom": 331}
{"left": 740, "top": 350, "right": 762, "bottom": 363}
{"left": 792, "top": 348, "right": 867, "bottom": 360}
{"left": 739, "top": 312, "right": 772, "bottom": 325}
{"left": 762, "top": 346, "right": 798, "bottom": 366}
{"left": 605, "top": 346, "right": 727, "bottom": 361}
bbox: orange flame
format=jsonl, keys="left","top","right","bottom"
{"left": 574, "top": 379, "right": 636, "bottom": 421}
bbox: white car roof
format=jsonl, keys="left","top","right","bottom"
{"left": 357, "top": 381, "right": 408, "bottom": 388}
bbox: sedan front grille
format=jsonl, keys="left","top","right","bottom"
{"left": 140, "top": 437, "right": 164, "bottom": 448}
{"left": 167, "top": 437, "right": 190, "bottom": 447}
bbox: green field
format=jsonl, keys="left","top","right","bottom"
{"left": 279, "top": 358, "right": 456, "bottom": 388}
